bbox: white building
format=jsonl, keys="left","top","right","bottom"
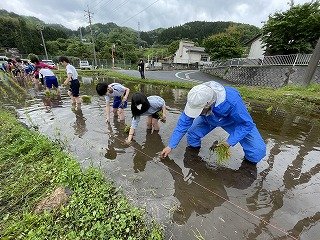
{"left": 247, "top": 35, "right": 266, "bottom": 59}
{"left": 173, "top": 40, "right": 210, "bottom": 65}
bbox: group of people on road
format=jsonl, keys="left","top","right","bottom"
{"left": 97, "top": 77, "right": 266, "bottom": 165}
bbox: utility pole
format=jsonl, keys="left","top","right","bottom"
{"left": 79, "top": 27, "right": 83, "bottom": 42}
{"left": 37, "top": 24, "right": 48, "bottom": 60}
{"left": 84, "top": 5, "right": 97, "bottom": 67}
{"left": 112, "top": 43, "right": 115, "bottom": 69}
{"left": 302, "top": 37, "right": 320, "bottom": 86}
{"left": 137, "top": 21, "right": 141, "bottom": 49}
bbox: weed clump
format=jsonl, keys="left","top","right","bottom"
{"left": 81, "top": 95, "right": 92, "bottom": 104}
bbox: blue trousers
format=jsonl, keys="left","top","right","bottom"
{"left": 187, "top": 116, "right": 266, "bottom": 163}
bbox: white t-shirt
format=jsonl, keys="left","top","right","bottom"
{"left": 104, "top": 83, "right": 126, "bottom": 102}
{"left": 39, "top": 68, "right": 55, "bottom": 77}
{"left": 66, "top": 64, "right": 78, "bottom": 79}
{"left": 131, "top": 96, "right": 165, "bottom": 129}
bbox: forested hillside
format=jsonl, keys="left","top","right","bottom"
{"left": 0, "top": 9, "right": 260, "bottom": 61}
{"left": 153, "top": 21, "right": 260, "bottom": 45}
{"left": 0, "top": 10, "right": 70, "bottom": 55}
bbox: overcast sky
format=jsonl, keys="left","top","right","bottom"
{"left": 0, "top": 0, "right": 312, "bottom": 31}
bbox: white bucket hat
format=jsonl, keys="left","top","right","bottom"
{"left": 184, "top": 84, "right": 216, "bottom": 118}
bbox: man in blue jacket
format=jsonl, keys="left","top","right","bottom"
{"left": 160, "top": 81, "right": 266, "bottom": 164}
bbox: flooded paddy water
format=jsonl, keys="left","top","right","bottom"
{"left": 2, "top": 75, "right": 320, "bottom": 239}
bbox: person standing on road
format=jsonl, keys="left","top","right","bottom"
{"left": 160, "top": 81, "right": 266, "bottom": 165}
{"left": 96, "top": 82, "right": 130, "bottom": 122}
{"left": 59, "top": 56, "right": 81, "bottom": 109}
{"left": 138, "top": 59, "right": 145, "bottom": 79}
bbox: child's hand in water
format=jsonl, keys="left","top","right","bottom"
{"left": 125, "top": 138, "right": 132, "bottom": 145}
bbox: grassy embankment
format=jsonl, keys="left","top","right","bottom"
{"left": 55, "top": 69, "right": 320, "bottom": 115}
{"left": 0, "top": 109, "right": 163, "bottom": 239}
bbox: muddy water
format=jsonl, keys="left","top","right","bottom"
{"left": 11, "top": 77, "right": 320, "bottom": 240}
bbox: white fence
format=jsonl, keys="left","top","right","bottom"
{"left": 204, "top": 53, "right": 319, "bottom": 69}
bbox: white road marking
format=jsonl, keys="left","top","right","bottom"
{"left": 175, "top": 70, "right": 202, "bottom": 83}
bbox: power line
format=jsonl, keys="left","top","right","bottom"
{"left": 91, "top": 0, "right": 116, "bottom": 17}
{"left": 91, "top": 0, "right": 112, "bottom": 11}
{"left": 58, "top": 0, "right": 115, "bottom": 30}
{"left": 111, "top": 0, "right": 131, "bottom": 13}
{"left": 121, "top": 0, "right": 161, "bottom": 25}
{"left": 88, "top": 0, "right": 131, "bottom": 26}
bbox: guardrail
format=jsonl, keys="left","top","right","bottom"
{"left": 202, "top": 53, "right": 319, "bottom": 69}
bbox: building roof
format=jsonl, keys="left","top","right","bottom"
{"left": 245, "top": 34, "right": 262, "bottom": 46}
{"left": 185, "top": 46, "right": 206, "bottom": 53}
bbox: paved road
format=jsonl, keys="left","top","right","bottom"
{"left": 117, "top": 69, "right": 230, "bottom": 85}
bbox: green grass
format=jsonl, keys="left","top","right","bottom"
{"left": 0, "top": 109, "right": 163, "bottom": 240}
{"left": 237, "top": 84, "right": 320, "bottom": 115}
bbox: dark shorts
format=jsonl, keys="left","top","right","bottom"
{"left": 45, "top": 76, "right": 59, "bottom": 89}
{"left": 113, "top": 96, "right": 127, "bottom": 109}
{"left": 151, "top": 110, "right": 161, "bottom": 119}
{"left": 12, "top": 69, "right": 21, "bottom": 76}
{"left": 69, "top": 79, "right": 80, "bottom": 97}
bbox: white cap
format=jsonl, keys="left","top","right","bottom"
{"left": 184, "top": 84, "right": 216, "bottom": 118}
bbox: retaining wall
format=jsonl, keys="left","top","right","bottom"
{"left": 203, "top": 66, "right": 320, "bottom": 87}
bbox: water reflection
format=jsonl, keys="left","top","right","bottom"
{"left": 105, "top": 118, "right": 130, "bottom": 160}
{"left": 246, "top": 108, "right": 320, "bottom": 239}
{"left": 132, "top": 130, "right": 165, "bottom": 172}
{"left": 72, "top": 107, "right": 87, "bottom": 138}
{"left": 161, "top": 148, "right": 257, "bottom": 225}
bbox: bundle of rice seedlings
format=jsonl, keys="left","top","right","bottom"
{"left": 156, "top": 111, "right": 166, "bottom": 123}
{"left": 44, "top": 90, "right": 59, "bottom": 98}
{"left": 44, "top": 90, "right": 51, "bottom": 97}
{"left": 210, "top": 141, "right": 231, "bottom": 165}
{"left": 124, "top": 125, "right": 131, "bottom": 133}
{"left": 81, "top": 95, "right": 92, "bottom": 104}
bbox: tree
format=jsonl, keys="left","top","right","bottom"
{"left": 168, "top": 40, "right": 180, "bottom": 55}
{"left": 203, "top": 32, "right": 244, "bottom": 60}
{"left": 66, "top": 42, "right": 92, "bottom": 58}
{"left": 262, "top": 1, "right": 320, "bottom": 55}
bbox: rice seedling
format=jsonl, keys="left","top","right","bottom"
{"left": 8, "top": 77, "right": 27, "bottom": 93}
{"left": 124, "top": 124, "right": 131, "bottom": 133}
{"left": 81, "top": 95, "right": 92, "bottom": 104}
{"left": 133, "top": 83, "right": 141, "bottom": 92}
{"left": 266, "top": 106, "right": 273, "bottom": 115}
{"left": 192, "top": 228, "right": 205, "bottom": 240}
{"left": 210, "top": 140, "right": 231, "bottom": 165}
